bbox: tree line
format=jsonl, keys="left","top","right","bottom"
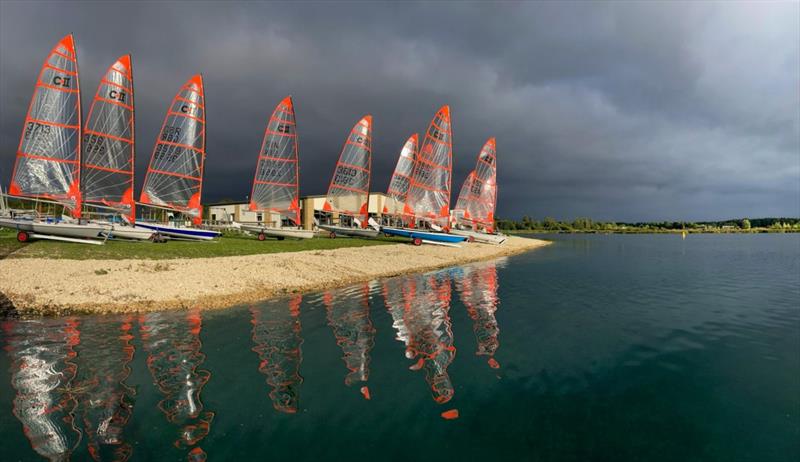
{"left": 495, "top": 216, "right": 800, "bottom": 232}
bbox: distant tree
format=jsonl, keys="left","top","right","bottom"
{"left": 543, "top": 217, "right": 558, "bottom": 230}
{"left": 741, "top": 219, "right": 751, "bottom": 230}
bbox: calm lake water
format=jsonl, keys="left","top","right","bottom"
{"left": 1, "top": 234, "right": 798, "bottom": 461}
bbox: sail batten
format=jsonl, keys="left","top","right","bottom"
{"left": 324, "top": 115, "right": 372, "bottom": 223}
{"left": 454, "top": 138, "right": 497, "bottom": 232}
{"left": 82, "top": 54, "right": 136, "bottom": 222}
{"left": 10, "top": 34, "right": 83, "bottom": 216}
{"left": 405, "top": 106, "right": 453, "bottom": 228}
{"left": 139, "top": 74, "right": 206, "bottom": 224}
{"left": 249, "top": 96, "right": 301, "bottom": 225}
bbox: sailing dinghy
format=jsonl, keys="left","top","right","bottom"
{"left": 381, "top": 106, "right": 467, "bottom": 246}
{"left": 82, "top": 55, "right": 153, "bottom": 240}
{"left": 450, "top": 138, "right": 505, "bottom": 244}
{"left": 241, "top": 96, "right": 313, "bottom": 240}
{"left": 319, "top": 115, "right": 380, "bottom": 238}
{"left": 382, "top": 134, "right": 417, "bottom": 227}
{"left": 137, "top": 75, "right": 220, "bottom": 240}
{"left": 1, "top": 34, "right": 109, "bottom": 244}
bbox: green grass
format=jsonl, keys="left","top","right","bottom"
{"left": 0, "top": 228, "right": 406, "bottom": 260}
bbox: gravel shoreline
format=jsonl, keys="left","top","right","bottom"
{"left": 0, "top": 236, "right": 549, "bottom": 316}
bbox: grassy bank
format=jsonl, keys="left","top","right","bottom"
{"left": 0, "top": 229, "right": 404, "bottom": 260}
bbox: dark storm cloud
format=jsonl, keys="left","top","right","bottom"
{"left": 0, "top": 0, "right": 797, "bottom": 221}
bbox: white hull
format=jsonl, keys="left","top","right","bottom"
{"left": 319, "top": 224, "right": 380, "bottom": 238}
{"left": 30, "top": 222, "right": 109, "bottom": 239}
{"left": 106, "top": 226, "right": 154, "bottom": 240}
{"left": 240, "top": 224, "right": 314, "bottom": 240}
{"left": 450, "top": 229, "right": 506, "bottom": 245}
{"left": 0, "top": 217, "right": 34, "bottom": 231}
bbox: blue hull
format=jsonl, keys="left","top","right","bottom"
{"left": 135, "top": 222, "right": 220, "bottom": 240}
{"left": 381, "top": 227, "right": 468, "bottom": 244}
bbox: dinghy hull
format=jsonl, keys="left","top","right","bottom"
{"left": 319, "top": 224, "right": 380, "bottom": 239}
{"left": 135, "top": 223, "right": 220, "bottom": 240}
{"left": 240, "top": 224, "right": 314, "bottom": 240}
{"left": 450, "top": 229, "right": 506, "bottom": 245}
{"left": 381, "top": 227, "right": 468, "bottom": 245}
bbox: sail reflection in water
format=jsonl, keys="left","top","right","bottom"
{"left": 250, "top": 295, "right": 304, "bottom": 413}
{"left": 72, "top": 316, "right": 136, "bottom": 461}
{"left": 139, "top": 311, "right": 213, "bottom": 458}
{"left": 454, "top": 260, "right": 503, "bottom": 369}
{"left": 3, "top": 318, "right": 82, "bottom": 461}
{"left": 321, "top": 283, "right": 376, "bottom": 399}
{"left": 383, "top": 271, "right": 456, "bottom": 404}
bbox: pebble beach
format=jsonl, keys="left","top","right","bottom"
{"left": 0, "top": 236, "right": 549, "bottom": 315}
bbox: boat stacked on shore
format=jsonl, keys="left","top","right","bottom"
{"left": 1, "top": 33, "right": 505, "bottom": 247}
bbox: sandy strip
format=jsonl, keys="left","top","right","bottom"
{"left": 0, "top": 236, "right": 549, "bottom": 315}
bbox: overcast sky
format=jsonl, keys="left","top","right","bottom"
{"left": 0, "top": 1, "right": 797, "bottom": 221}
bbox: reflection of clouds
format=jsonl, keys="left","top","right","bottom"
{"left": 454, "top": 260, "right": 502, "bottom": 368}
{"left": 250, "top": 295, "right": 304, "bottom": 413}
{"left": 4, "top": 318, "right": 81, "bottom": 461}
{"left": 323, "top": 283, "right": 376, "bottom": 394}
{"left": 73, "top": 316, "right": 136, "bottom": 461}
{"left": 140, "top": 311, "right": 213, "bottom": 457}
{"left": 383, "top": 271, "right": 456, "bottom": 404}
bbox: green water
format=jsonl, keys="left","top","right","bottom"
{"left": 0, "top": 234, "right": 798, "bottom": 461}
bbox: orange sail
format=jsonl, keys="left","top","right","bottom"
{"left": 139, "top": 75, "right": 206, "bottom": 225}
{"left": 323, "top": 115, "right": 373, "bottom": 224}
{"left": 9, "top": 34, "right": 83, "bottom": 217}
{"left": 405, "top": 106, "right": 453, "bottom": 228}
{"left": 454, "top": 138, "right": 497, "bottom": 232}
{"left": 82, "top": 55, "right": 136, "bottom": 223}
{"left": 384, "top": 134, "right": 418, "bottom": 217}
{"left": 248, "top": 96, "right": 301, "bottom": 225}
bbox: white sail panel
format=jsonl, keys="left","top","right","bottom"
{"left": 10, "top": 34, "right": 82, "bottom": 215}
{"left": 82, "top": 55, "right": 136, "bottom": 221}
{"left": 249, "top": 96, "right": 300, "bottom": 225}
{"left": 324, "top": 115, "right": 372, "bottom": 221}
{"left": 384, "top": 134, "right": 417, "bottom": 217}
{"left": 405, "top": 105, "right": 452, "bottom": 228}
{"left": 140, "top": 75, "right": 206, "bottom": 224}
{"left": 455, "top": 138, "right": 497, "bottom": 231}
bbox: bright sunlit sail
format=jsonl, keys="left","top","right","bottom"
{"left": 9, "top": 34, "right": 83, "bottom": 216}
{"left": 404, "top": 105, "right": 453, "bottom": 229}
{"left": 454, "top": 137, "right": 497, "bottom": 232}
{"left": 82, "top": 55, "right": 136, "bottom": 222}
{"left": 249, "top": 96, "right": 300, "bottom": 225}
{"left": 323, "top": 115, "right": 372, "bottom": 225}
{"left": 383, "top": 134, "right": 418, "bottom": 219}
{"left": 139, "top": 74, "right": 206, "bottom": 225}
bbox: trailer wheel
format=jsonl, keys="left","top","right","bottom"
{"left": 412, "top": 237, "right": 422, "bottom": 246}
{"left": 468, "top": 236, "right": 475, "bottom": 243}
{"left": 258, "top": 233, "right": 266, "bottom": 241}
{"left": 16, "top": 231, "right": 30, "bottom": 243}
{"left": 329, "top": 231, "right": 336, "bottom": 239}
{"left": 277, "top": 236, "right": 285, "bottom": 241}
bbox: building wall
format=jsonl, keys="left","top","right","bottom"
{"left": 208, "top": 193, "right": 390, "bottom": 227}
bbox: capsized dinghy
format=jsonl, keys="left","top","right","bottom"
{"left": 4, "top": 34, "right": 109, "bottom": 243}
{"left": 244, "top": 96, "right": 313, "bottom": 240}
{"left": 319, "top": 115, "right": 379, "bottom": 238}
{"left": 137, "top": 74, "right": 220, "bottom": 240}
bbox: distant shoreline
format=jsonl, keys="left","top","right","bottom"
{"left": 0, "top": 236, "right": 549, "bottom": 316}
